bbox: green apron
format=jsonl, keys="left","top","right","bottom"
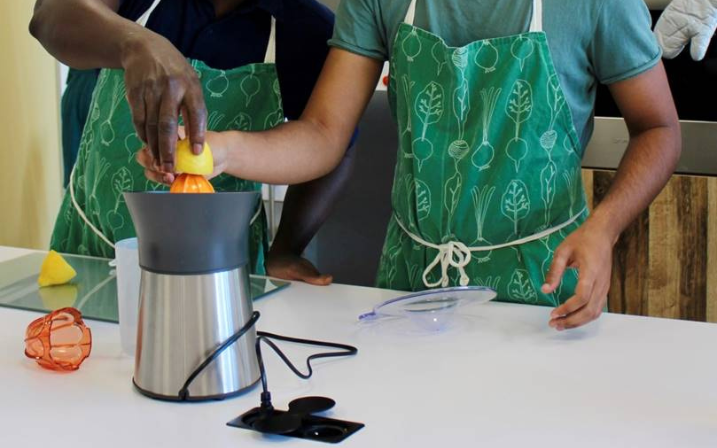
{"left": 377, "top": 0, "right": 589, "bottom": 306}
{"left": 50, "top": 1, "right": 284, "bottom": 275}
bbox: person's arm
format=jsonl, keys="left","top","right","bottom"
{"left": 141, "top": 48, "right": 380, "bottom": 183}
{"left": 543, "top": 62, "right": 681, "bottom": 330}
{"left": 138, "top": 49, "right": 378, "bottom": 287}
{"left": 213, "top": 49, "right": 382, "bottom": 184}
{"left": 265, "top": 142, "right": 357, "bottom": 285}
{"left": 30, "top": 0, "right": 208, "bottom": 171}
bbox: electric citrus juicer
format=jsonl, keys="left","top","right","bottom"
{"left": 125, "top": 189, "right": 261, "bottom": 400}
{"left": 123, "top": 142, "right": 363, "bottom": 443}
{"left": 123, "top": 141, "right": 261, "bottom": 400}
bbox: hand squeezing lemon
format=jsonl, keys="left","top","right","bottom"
{"left": 170, "top": 139, "right": 215, "bottom": 193}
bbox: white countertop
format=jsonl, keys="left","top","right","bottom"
{"left": 1, "top": 246, "right": 716, "bottom": 447}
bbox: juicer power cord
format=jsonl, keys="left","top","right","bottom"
{"left": 178, "top": 311, "right": 358, "bottom": 402}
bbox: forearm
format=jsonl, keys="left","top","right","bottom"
{"left": 588, "top": 124, "right": 681, "bottom": 240}
{"left": 271, "top": 143, "right": 357, "bottom": 255}
{"left": 222, "top": 120, "right": 351, "bottom": 185}
{"left": 220, "top": 48, "right": 380, "bottom": 185}
{"left": 30, "top": 0, "right": 145, "bottom": 69}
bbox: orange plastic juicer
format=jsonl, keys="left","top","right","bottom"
{"left": 24, "top": 307, "right": 92, "bottom": 371}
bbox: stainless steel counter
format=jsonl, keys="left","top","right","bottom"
{"left": 584, "top": 118, "right": 717, "bottom": 175}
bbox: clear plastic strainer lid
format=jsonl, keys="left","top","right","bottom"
{"left": 359, "top": 286, "right": 497, "bottom": 332}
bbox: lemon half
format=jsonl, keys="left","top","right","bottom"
{"left": 175, "top": 139, "right": 213, "bottom": 175}
{"left": 38, "top": 251, "right": 77, "bottom": 287}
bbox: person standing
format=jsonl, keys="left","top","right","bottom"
{"left": 31, "top": 0, "right": 355, "bottom": 284}
{"left": 141, "top": 0, "right": 681, "bottom": 330}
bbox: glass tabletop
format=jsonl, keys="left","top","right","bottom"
{"left": 0, "top": 253, "right": 290, "bottom": 323}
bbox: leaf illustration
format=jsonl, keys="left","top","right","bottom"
{"left": 547, "top": 75, "right": 565, "bottom": 119}
{"left": 539, "top": 238, "right": 560, "bottom": 307}
{"left": 415, "top": 179, "right": 432, "bottom": 221}
{"left": 501, "top": 180, "right": 530, "bottom": 236}
{"left": 541, "top": 161, "right": 557, "bottom": 226}
{"left": 111, "top": 167, "right": 133, "bottom": 199}
{"left": 511, "top": 36, "right": 534, "bottom": 71}
{"left": 273, "top": 79, "right": 281, "bottom": 97}
{"left": 444, "top": 171, "right": 462, "bottom": 224}
{"left": 264, "top": 110, "right": 284, "bottom": 129}
{"left": 506, "top": 80, "right": 533, "bottom": 127}
{"left": 401, "top": 75, "right": 416, "bottom": 137}
{"left": 563, "top": 169, "right": 579, "bottom": 216}
{"left": 508, "top": 270, "right": 537, "bottom": 302}
{"left": 401, "top": 174, "right": 414, "bottom": 225}
{"left": 453, "top": 76, "right": 470, "bottom": 139}
{"left": 145, "top": 178, "right": 163, "bottom": 192}
{"left": 229, "top": 112, "right": 251, "bottom": 131}
{"left": 415, "top": 82, "right": 445, "bottom": 138}
{"left": 432, "top": 41, "right": 447, "bottom": 75}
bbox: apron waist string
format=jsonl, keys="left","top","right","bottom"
{"left": 69, "top": 165, "right": 116, "bottom": 250}
{"left": 395, "top": 207, "right": 587, "bottom": 289}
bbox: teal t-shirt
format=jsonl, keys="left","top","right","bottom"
{"left": 328, "top": 0, "right": 662, "bottom": 150}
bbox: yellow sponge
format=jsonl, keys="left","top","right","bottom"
{"left": 38, "top": 251, "right": 77, "bottom": 287}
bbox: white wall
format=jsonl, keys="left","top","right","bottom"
{"left": 0, "top": 1, "right": 63, "bottom": 249}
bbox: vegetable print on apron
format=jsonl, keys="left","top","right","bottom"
{"left": 50, "top": 0, "right": 285, "bottom": 275}
{"left": 377, "top": 0, "right": 589, "bottom": 306}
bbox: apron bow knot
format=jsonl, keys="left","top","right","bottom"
{"left": 423, "top": 240, "right": 472, "bottom": 288}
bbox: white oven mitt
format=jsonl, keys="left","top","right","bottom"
{"left": 654, "top": 0, "right": 717, "bottom": 61}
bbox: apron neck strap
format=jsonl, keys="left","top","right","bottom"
{"left": 136, "top": 0, "right": 277, "bottom": 64}
{"left": 403, "top": 0, "right": 417, "bottom": 25}
{"left": 263, "top": 17, "right": 277, "bottom": 64}
{"left": 529, "top": 0, "right": 543, "bottom": 33}
{"left": 136, "top": 0, "right": 162, "bottom": 27}
{"left": 404, "top": 0, "right": 543, "bottom": 32}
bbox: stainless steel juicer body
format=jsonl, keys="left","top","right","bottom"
{"left": 134, "top": 267, "right": 260, "bottom": 400}
{"left": 125, "top": 191, "right": 261, "bottom": 401}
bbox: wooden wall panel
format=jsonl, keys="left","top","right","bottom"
{"left": 586, "top": 169, "right": 716, "bottom": 323}
{"left": 708, "top": 180, "right": 717, "bottom": 323}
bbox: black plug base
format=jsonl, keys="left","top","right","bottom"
{"left": 227, "top": 407, "right": 364, "bottom": 444}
